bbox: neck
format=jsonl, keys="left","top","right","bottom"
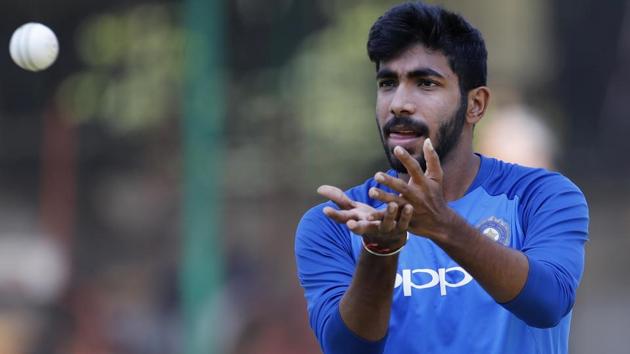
{"left": 440, "top": 148, "right": 480, "bottom": 201}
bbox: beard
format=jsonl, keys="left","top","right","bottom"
{"left": 377, "top": 98, "right": 468, "bottom": 173}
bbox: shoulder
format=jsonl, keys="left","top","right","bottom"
{"left": 480, "top": 156, "right": 585, "bottom": 203}
{"left": 480, "top": 156, "right": 588, "bottom": 231}
{"left": 296, "top": 202, "right": 339, "bottom": 241}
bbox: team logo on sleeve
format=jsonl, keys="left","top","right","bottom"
{"left": 476, "top": 216, "right": 510, "bottom": 246}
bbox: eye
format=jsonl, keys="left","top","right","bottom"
{"left": 378, "top": 79, "right": 397, "bottom": 88}
{"left": 418, "top": 79, "right": 437, "bottom": 88}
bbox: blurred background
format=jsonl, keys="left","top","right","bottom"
{"left": 0, "top": 0, "right": 629, "bottom": 353}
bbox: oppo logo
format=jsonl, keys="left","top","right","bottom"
{"left": 394, "top": 267, "right": 473, "bottom": 296}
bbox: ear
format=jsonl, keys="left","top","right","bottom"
{"left": 465, "top": 86, "right": 491, "bottom": 125}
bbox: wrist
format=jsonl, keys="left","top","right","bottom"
{"left": 432, "top": 210, "right": 474, "bottom": 251}
{"left": 362, "top": 233, "right": 409, "bottom": 256}
{"left": 429, "top": 208, "right": 460, "bottom": 244}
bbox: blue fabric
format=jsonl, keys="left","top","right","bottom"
{"left": 294, "top": 155, "right": 589, "bottom": 354}
{"left": 323, "top": 307, "right": 388, "bottom": 354}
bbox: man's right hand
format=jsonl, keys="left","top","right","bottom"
{"left": 317, "top": 185, "right": 414, "bottom": 251}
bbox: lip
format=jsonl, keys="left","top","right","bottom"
{"left": 387, "top": 133, "right": 424, "bottom": 149}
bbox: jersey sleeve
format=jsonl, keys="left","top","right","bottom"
{"left": 295, "top": 203, "right": 387, "bottom": 354}
{"left": 501, "top": 173, "right": 589, "bottom": 328}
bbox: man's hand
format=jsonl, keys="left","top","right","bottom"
{"left": 367, "top": 138, "right": 456, "bottom": 241}
{"left": 317, "top": 185, "right": 413, "bottom": 250}
{"left": 316, "top": 187, "right": 413, "bottom": 342}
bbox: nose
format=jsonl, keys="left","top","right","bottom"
{"left": 390, "top": 85, "right": 416, "bottom": 116}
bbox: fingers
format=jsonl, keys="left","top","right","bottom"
{"left": 347, "top": 219, "right": 380, "bottom": 235}
{"left": 367, "top": 210, "right": 385, "bottom": 221}
{"left": 423, "top": 138, "right": 443, "bottom": 182}
{"left": 317, "top": 185, "right": 355, "bottom": 210}
{"left": 369, "top": 186, "right": 408, "bottom": 205}
{"left": 394, "top": 146, "right": 425, "bottom": 183}
{"left": 348, "top": 203, "right": 413, "bottom": 244}
{"left": 397, "top": 204, "right": 414, "bottom": 230}
{"left": 373, "top": 173, "right": 421, "bottom": 205}
{"left": 322, "top": 206, "right": 361, "bottom": 224}
{"left": 365, "top": 202, "right": 414, "bottom": 231}
{"left": 379, "top": 203, "right": 398, "bottom": 233}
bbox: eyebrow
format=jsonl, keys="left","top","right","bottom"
{"left": 376, "top": 67, "right": 446, "bottom": 80}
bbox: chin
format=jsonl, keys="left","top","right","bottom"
{"left": 386, "top": 136, "right": 426, "bottom": 154}
{"left": 385, "top": 149, "right": 426, "bottom": 173}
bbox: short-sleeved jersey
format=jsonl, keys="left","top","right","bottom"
{"left": 295, "top": 155, "right": 589, "bottom": 354}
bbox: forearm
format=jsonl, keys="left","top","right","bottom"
{"left": 433, "top": 210, "right": 528, "bottom": 303}
{"left": 339, "top": 249, "right": 400, "bottom": 341}
{"left": 431, "top": 209, "right": 583, "bottom": 327}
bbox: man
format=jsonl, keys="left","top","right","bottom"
{"left": 294, "top": 2, "right": 589, "bottom": 354}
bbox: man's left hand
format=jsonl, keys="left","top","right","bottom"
{"left": 368, "top": 138, "right": 457, "bottom": 241}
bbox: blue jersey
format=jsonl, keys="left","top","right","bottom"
{"left": 295, "top": 155, "right": 589, "bottom": 354}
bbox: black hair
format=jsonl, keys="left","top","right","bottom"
{"left": 367, "top": 2, "right": 487, "bottom": 94}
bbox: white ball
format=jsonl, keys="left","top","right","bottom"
{"left": 9, "top": 22, "right": 59, "bottom": 72}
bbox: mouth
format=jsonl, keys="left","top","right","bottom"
{"left": 386, "top": 126, "right": 425, "bottom": 147}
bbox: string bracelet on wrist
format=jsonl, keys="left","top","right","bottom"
{"left": 362, "top": 232, "right": 410, "bottom": 257}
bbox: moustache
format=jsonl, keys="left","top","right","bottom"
{"left": 382, "top": 116, "right": 429, "bottom": 137}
